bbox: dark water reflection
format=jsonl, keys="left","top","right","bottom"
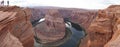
{"left": 59, "top": 22, "right": 85, "bottom": 47}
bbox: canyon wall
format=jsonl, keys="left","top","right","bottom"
{"left": 104, "top": 5, "right": 120, "bottom": 47}
{"left": 80, "top": 5, "right": 120, "bottom": 47}
{"left": 80, "top": 10, "right": 114, "bottom": 47}
{"left": 0, "top": 6, "right": 34, "bottom": 47}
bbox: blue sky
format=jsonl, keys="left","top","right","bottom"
{"left": 2, "top": 0, "right": 120, "bottom": 9}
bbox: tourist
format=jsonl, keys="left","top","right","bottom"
{"left": 7, "top": 0, "right": 9, "bottom": 6}
{"left": 1, "top": 0, "right": 4, "bottom": 6}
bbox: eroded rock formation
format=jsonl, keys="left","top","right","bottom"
{"left": 0, "top": 6, "right": 34, "bottom": 47}
{"left": 104, "top": 5, "right": 120, "bottom": 47}
{"left": 80, "top": 5, "right": 120, "bottom": 47}
{"left": 80, "top": 10, "right": 114, "bottom": 47}
{"left": 34, "top": 9, "right": 66, "bottom": 44}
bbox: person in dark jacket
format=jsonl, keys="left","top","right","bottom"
{"left": 1, "top": 0, "right": 4, "bottom": 6}
{"left": 7, "top": 0, "right": 9, "bottom": 6}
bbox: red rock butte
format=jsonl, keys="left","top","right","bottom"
{"left": 34, "top": 9, "right": 66, "bottom": 44}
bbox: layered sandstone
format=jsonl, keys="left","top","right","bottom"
{"left": 34, "top": 9, "right": 66, "bottom": 44}
{"left": 0, "top": 6, "right": 34, "bottom": 47}
{"left": 104, "top": 5, "right": 120, "bottom": 47}
{"left": 80, "top": 5, "right": 120, "bottom": 47}
{"left": 70, "top": 10, "right": 97, "bottom": 29}
{"left": 30, "top": 8, "right": 46, "bottom": 22}
{"left": 80, "top": 10, "right": 114, "bottom": 47}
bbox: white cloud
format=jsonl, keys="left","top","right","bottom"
{"left": 5, "top": 0, "right": 120, "bottom": 9}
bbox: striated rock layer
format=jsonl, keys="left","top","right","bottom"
{"left": 80, "top": 10, "right": 114, "bottom": 47}
{"left": 0, "top": 6, "right": 34, "bottom": 47}
{"left": 104, "top": 5, "right": 120, "bottom": 47}
{"left": 80, "top": 5, "right": 120, "bottom": 47}
{"left": 70, "top": 10, "right": 97, "bottom": 29}
{"left": 34, "top": 9, "right": 66, "bottom": 44}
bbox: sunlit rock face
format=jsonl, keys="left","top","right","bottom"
{"left": 80, "top": 10, "right": 114, "bottom": 47}
{"left": 0, "top": 6, "right": 34, "bottom": 47}
{"left": 80, "top": 5, "right": 120, "bottom": 47}
{"left": 34, "top": 9, "right": 66, "bottom": 43}
{"left": 104, "top": 5, "right": 120, "bottom": 47}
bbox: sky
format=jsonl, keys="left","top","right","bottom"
{"left": 1, "top": 0, "right": 120, "bottom": 9}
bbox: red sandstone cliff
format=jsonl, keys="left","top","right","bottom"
{"left": 0, "top": 6, "right": 34, "bottom": 47}
{"left": 104, "top": 5, "right": 120, "bottom": 47}
{"left": 80, "top": 10, "right": 114, "bottom": 47}
{"left": 79, "top": 5, "right": 120, "bottom": 47}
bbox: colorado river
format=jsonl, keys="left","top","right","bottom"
{"left": 33, "top": 18, "right": 86, "bottom": 47}
{"left": 59, "top": 21, "right": 85, "bottom": 47}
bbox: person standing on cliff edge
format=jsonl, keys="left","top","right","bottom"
{"left": 7, "top": 0, "right": 9, "bottom": 6}
{"left": 1, "top": 0, "right": 4, "bottom": 6}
